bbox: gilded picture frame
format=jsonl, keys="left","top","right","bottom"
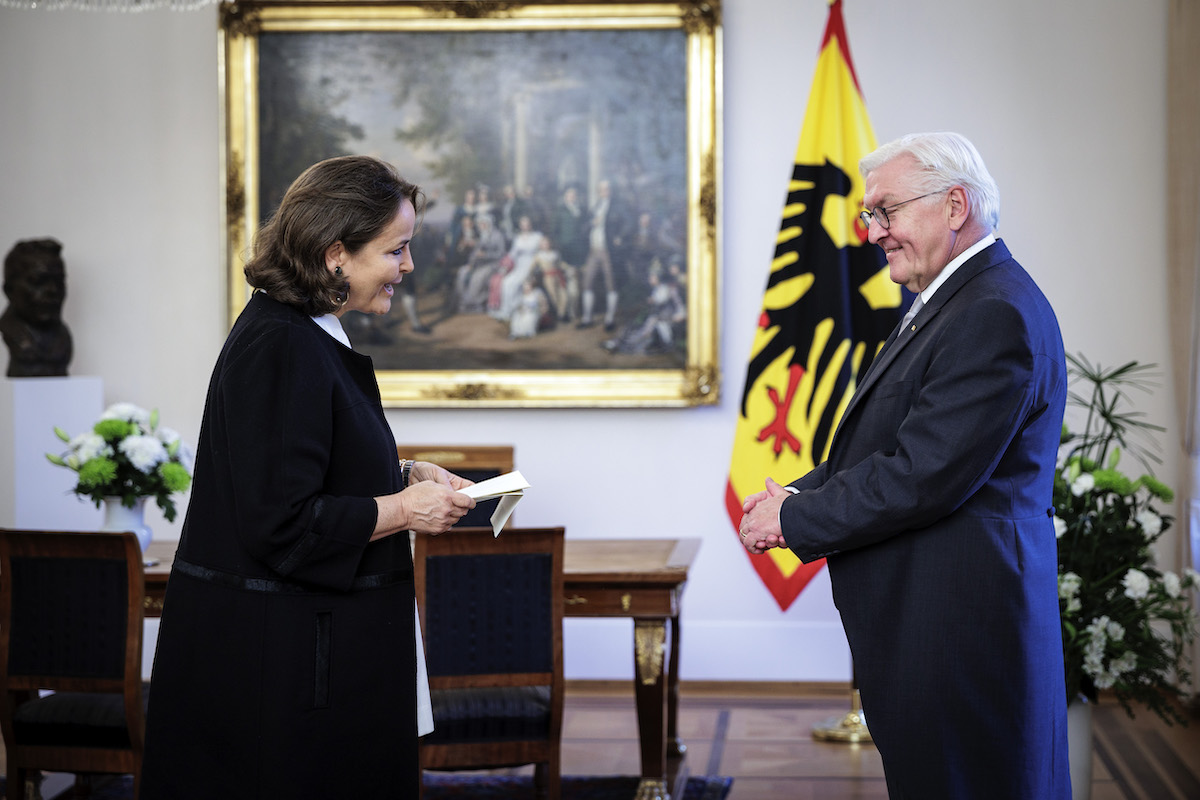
{"left": 219, "top": 0, "right": 721, "bottom": 407}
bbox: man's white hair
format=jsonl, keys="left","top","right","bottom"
{"left": 860, "top": 132, "right": 1001, "bottom": 231}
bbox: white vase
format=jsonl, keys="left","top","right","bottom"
{"left": 101, "top": 496, "right": 153, "bottom": 552}
{"left": 1067, "top": 695, "right": 1093, "bottom": 800}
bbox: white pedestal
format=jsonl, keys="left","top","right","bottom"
{"left": 0, "top": 376, "right": 104, "bottom": 530}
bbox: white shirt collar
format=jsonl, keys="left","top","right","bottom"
{"left": 311, "top": 313, "right": 351, "bottom": 349}
{"left": 919, "top": 233, "right": 996, "bottom": 303}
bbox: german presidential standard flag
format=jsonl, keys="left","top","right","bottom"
{"left": 725, "top": 0, "right": 905, "bottom": 610}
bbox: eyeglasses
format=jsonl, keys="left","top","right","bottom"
{"left": 859, "top": 191, "right": 946, "bottom": 230}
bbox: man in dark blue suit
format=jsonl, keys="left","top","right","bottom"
{"left": 739, "top": 132, "right": 1070, "bottom": 799}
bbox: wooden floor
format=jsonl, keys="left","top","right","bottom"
{"left": 7, "top": 682, "right": 1200, "bottom": 799}
{"left": 559, "top": 681, "right": 1200, "bottom": 800}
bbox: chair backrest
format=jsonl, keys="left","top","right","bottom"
{"left": 398, "top": 445, "right": 514, "bottom": 529}
{"left": 414, "top": 526, "right": 563, "bottom": 689}
{"left": 0, "top": 529, "right": 146, "bottom": 753}
{"left": 414, "top": 527, "right": 565, "bottom": 792}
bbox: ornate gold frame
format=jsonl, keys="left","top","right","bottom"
{"left": 218, "top": 0, "right": 721, "bottom": 407}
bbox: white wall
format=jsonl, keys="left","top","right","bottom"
{"left": 0, "top": 0, "right": 1176, "bottom": 683}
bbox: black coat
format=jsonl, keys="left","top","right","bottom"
{"left": 141, "top": 293, "right": 418, "bottom": 799}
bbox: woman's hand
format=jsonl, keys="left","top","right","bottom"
{"left": 410, "top": 461, "right": 475, "bottom": 491}
{"left": 373, "top": 481, "right": 475, "bottom": 539}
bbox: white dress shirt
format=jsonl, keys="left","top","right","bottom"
{"left": 915, "top": 233, "right": 996, "bottom": 307}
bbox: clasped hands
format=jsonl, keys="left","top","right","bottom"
{"left": 738, "top": 477, "right": 791, "bottom": 555}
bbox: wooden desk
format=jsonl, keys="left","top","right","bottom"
{"left": 563, "top": 538, "right": 698, "bottom": 800}
{"left": 143, "top": 536, "right": 699, "bottom": 800}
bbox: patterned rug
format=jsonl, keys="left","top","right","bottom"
{"left": 2, "top": 773, "right": 733, "bottom": 800}
{"left": 425, "top": 774, "right": 733, "bottom": 799}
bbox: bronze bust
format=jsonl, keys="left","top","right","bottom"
{"left": 0, "top": 238, "right": 72, "bottom": 377}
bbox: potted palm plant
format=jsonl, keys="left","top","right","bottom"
{"left": 1052, "top": 354, "right": 1199, "bottom": 798}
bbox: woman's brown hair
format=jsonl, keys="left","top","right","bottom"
{"left": 244, "top": 156, "right": 425, "bottom": 316}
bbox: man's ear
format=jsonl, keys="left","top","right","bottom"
{"left": 324, "top": 242, "right": 345, "bottom": 273}
{"left": 947, "top": 186, "right": 971, "bottom": 231}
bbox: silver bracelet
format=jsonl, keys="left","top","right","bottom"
{"left": 399, "top": 459, "right": 414, "bottom": 487}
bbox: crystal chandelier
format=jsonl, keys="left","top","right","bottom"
{"left": 0, "top": 0, "right": 218, "bottom": 10}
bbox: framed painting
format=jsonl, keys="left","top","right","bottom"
{"left": 219, "top": 0, "right": 721, "bottom": 407}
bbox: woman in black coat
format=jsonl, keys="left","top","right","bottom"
{"left": 141, "top": 156, "right": 475, "bottom": 799}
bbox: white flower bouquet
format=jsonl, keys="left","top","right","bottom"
{"left": 46, "top": 402, "right": 193, "bottom": 522}
{"left": 1054, "top": 355, "right": 1199, "bottom": 725}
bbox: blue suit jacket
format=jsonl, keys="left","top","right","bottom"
{"left": 781, "top": 240, "right": 1071, "bottom": 798}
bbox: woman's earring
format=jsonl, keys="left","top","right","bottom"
{"left": 334, "top": 266, "right": 343, "bottom": 276}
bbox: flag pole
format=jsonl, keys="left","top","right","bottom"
{"left": 726, "top": 0, "right": 890, "bottom": 744}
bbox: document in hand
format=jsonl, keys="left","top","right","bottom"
{"left": 459, "top": 470, "right": 530, "bottom": 536}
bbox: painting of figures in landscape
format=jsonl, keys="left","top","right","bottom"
{"left": 256, "top": 26, "right": 690, "bottom": 373}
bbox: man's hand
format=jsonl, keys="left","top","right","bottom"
{"left": 738, "top": 478, "right": 791, "bottom": 554}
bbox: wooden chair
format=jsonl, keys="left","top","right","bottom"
{"left": 0, "top": 529, "right": 147, "bottom": 800}
{"left": 414, "top": 526, "right": 564, "bottom": 800}
{"left": 397, "top": 445, "right": 514, "bottom": 529}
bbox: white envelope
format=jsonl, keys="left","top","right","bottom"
{"left": 460, "top": 470, "right": 530, "bottom": 536}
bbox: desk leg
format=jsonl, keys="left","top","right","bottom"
{"left": 633, "top": 618, "right": 670, "bottom": 800}
{"left": 667, "top": 614, "right": 685, "bottom": 759}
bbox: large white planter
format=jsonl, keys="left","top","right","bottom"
{"left": 1067, "top": 695, "right": 1093, "bottom": 800}
{"left": 101, "top": 496, "right": 153, "bottom": 552}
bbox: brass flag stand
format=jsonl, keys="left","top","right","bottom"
{"left": 811, "top": 688, "right": 872, "bottom": 743}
